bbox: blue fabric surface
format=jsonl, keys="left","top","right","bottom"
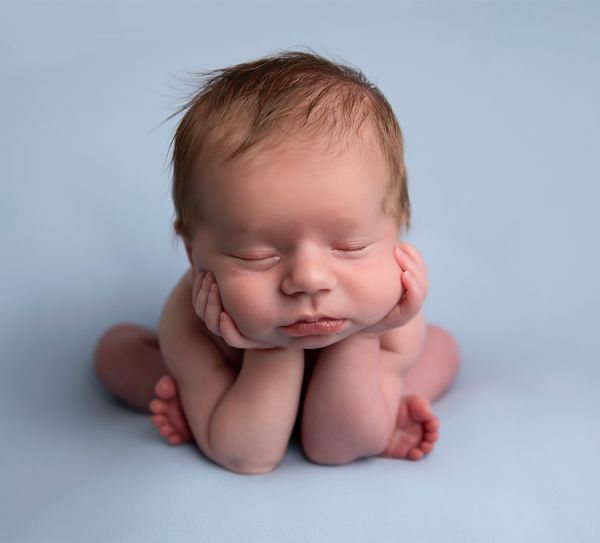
{"left": 1, "top": 1, "right": 599, "bottom": 541}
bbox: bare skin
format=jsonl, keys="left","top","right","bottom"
{"left": 95, "top": 269, "right": 460, "bottom": 466}
{"left": 95, "top": 130, "right": 461, "bottom": 472}
{"left": 150, "top": 377, "right": 192, "bottom": 445}
{"left": 149, "top": 322, "right": 458, "bottom": 460}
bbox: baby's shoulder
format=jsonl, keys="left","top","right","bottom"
{"left": 159, "top": 273, "right": 242, "bottom": 370}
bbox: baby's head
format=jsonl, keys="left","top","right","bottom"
{"left": 168, "top": 51, "right": 411, "bottom": 347}
{"left": 170, "top": 50, "right": 410, "bottom": 240}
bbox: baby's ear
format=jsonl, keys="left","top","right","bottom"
{"left": 173, "top": 218, "right": 185, "bottom": 236}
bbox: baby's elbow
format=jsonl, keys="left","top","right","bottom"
{"left": 204, "top": 440, "right": 285, "bottom": 475}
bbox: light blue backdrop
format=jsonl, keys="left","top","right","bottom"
{"left": 1, "top": 1, "right": 599, "bottom": 542}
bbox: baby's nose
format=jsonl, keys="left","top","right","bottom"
{"left": 280, "top": 251, "right": 336, "bottom": 296}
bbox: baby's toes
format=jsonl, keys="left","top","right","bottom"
{"left": 425, "top": 417, "right": 440, "bottom": 433}
{"left": 157, "top": 422, "right": 177, "bottom": 438}
{"left": 149, "top": 398, "right": 168, "bottom": 415}
{"left": 171, "top": 409, "right": 187, "bottom": 430}
{"left": 420, "top": 441, "right": 435, "bottom": 454}
{"left": 408, "top": 448, "right": 424, "bottom": 461}
{"left": 424, "top": 421, "right": 439, "bottom": 441}
{"left": 406, "top": 395, "right": 434, "bottom": 422}
{"left": 424, "top": 429, "right": 439, "bottom": 443}
{"left": 154, "top": 375, "right": 177, "bottom": 400}
{"left": 408, "top": 436, "right": 435, "bottom": 460}
{"left": 168, "top": 435, "right": 184, "bottom": 446}
{"left": 151, "top": 414, "right": 167, "bottom": 427}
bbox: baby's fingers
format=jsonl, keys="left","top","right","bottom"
{"left": 192, "top": 271, "right": 212, "bottom": 322}
{"left": 399, "top": 269, "right": 426, "bottom": 321}
{"left": 402, "top": 245, "right": 428, "bottom": 291}
{"left": 394, "top": 246, "right": 429, "bottom": 298}
{"left": 191, "top": 270, "right": 205, "bottom": 302}
{"left": 204, "top": 282, "right": 224, "bottom": 336}
{"left": 399, "top": 244, "right": 427, "bottom": 274}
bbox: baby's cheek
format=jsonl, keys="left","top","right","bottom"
{"left": 356, "top": 257, "right": 403, "bottom": 321}
{"left": 217, "top": 276, "right": 273, "bottom": 336}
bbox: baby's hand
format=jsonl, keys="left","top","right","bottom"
{"left": 190, "top": 269, "right": 274, "bottom": 350}
{"left": 360, "top": 243, "right": 429, "bottom": 337}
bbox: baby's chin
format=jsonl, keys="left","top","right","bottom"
{"left": 270, "top": 322, "right": 362, "bottom": 350}
{"left": 282, "top": 334, "right": 344, "bottom": 350}
{"left": 236, "top": 330, "right": 341, "bottom": 350}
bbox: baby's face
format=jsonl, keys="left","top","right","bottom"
{"left": 186, "top": 132, "right": 403, "bottom": 349}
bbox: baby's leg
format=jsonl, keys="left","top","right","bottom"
{"left": 94, "top": 324, "right": 192, "bottom": 444}
{"left": 94, "top": 324, "right": 167, "bottom": 411}
{"left": 150, "top": 376, "right": 193, "bottom": 445}
{"left": 380, "top": 324, "right": 460, "bottom": 459}
{"left": 301, "top": 324, "right": 460, "bottom": 465}
{"left": 301, "top": 333, "right": 404, "bottom": 464}
{"left": 402, "top": 324, "right": 461, "bottom": 401}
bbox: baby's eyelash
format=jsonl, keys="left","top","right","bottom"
{"left": 334, "top": 244, "right": 371, "bottom": 254}
{"left": 229, "top": 253, "right": 280, "bottom": 271}
{"left": 235, "top": 254, "right": 280, "bottom": 263}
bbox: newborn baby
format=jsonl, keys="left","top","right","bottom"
{"left": 94, "top": 51, "right": 460, "bottom": 475}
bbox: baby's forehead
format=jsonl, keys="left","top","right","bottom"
{"left": 222, "top": 121, "right": 384, "bottom": 172}
{"left": 194, "top": 152, "right": 391, "bottom": 239}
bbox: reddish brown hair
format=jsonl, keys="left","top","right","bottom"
{"left": 169, "top": 51, "right": 410, "bottom": 237}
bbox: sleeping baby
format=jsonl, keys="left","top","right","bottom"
{"left": 94, "top": 51, "right": 460, "bottom": 475}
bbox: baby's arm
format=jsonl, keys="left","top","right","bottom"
{"left": 360, "top": 244, "right": 429, "bottom": 338}
{"left": 301, "top": 245, "right": 429, "bottom": 462}
{"left": 159, "top": 274, "right": 305, "bottom": 475}
{"left": 190, "top": 269, "right": 272, "bottom": 349}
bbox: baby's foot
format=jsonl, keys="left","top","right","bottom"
{"left": 149, "top": 376, "right": 193, "bottom": 446}
{"left": 380, "top": 394, "right": 439, "bottom": 461}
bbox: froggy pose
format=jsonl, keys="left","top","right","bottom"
{"left": 94, "top": 52, "right": 460, "bottom": 475}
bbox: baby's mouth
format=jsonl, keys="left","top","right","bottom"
{"left": 279, "top": 317, "right": 345, "bottom": 337}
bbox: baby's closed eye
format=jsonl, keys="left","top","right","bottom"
{"left": 332, "top": 242, "right": 373, "bottom": 257}
{"left": 228, "top": 252, "right": 281, "bottom": 270}
{"left": 224, "top": 239, "right": 376, "bottom": 270}
{"left": 235, "top": 253, "right": 279, "bottom": 262}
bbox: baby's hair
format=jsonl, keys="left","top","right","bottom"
{"left": 168, "top": 50, "right": 410, "bottom": 237}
